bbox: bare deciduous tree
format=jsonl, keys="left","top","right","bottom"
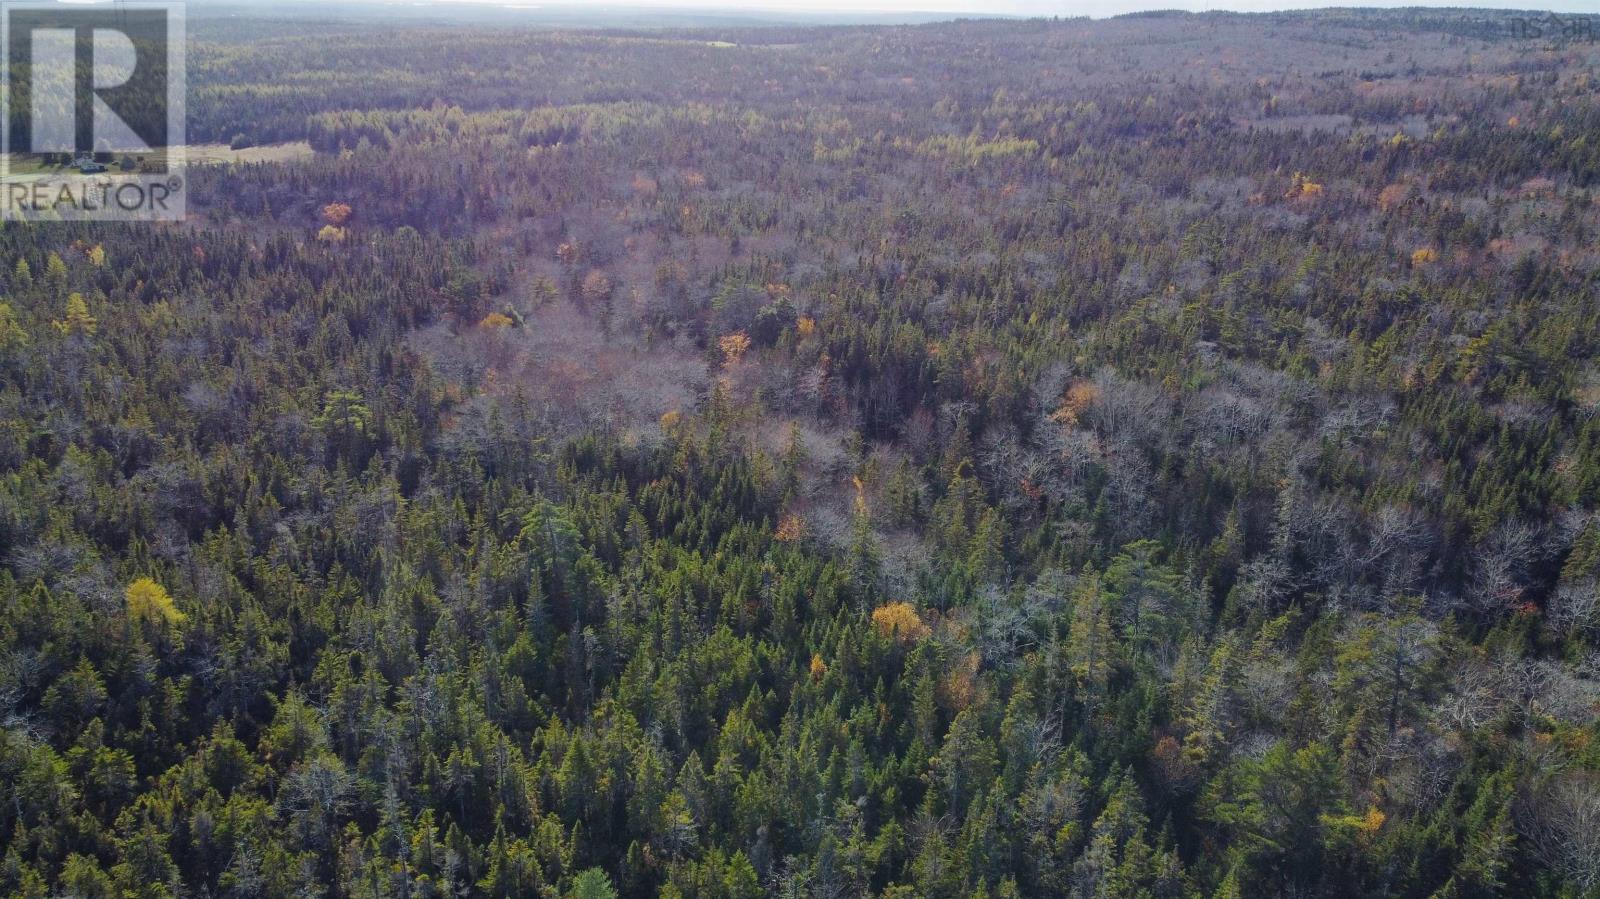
{"left": 1523, "top": 773, "right": 1600, "bottom": 895}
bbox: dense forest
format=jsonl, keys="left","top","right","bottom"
{"left": 4, "top": 7, "right": 1600, "bottom": 897}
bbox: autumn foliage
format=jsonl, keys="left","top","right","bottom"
{"left": 1285, "top": 172, "right": 1324, "bottom": 202}
{"left": 126, "top": 578, "right": 185, "bottom": 628}
{"left": 871, "top": 602, "right": 929, "bottom": 643}
{"left": 718, "top": 331, "right": 752, "bottom": 366}
{"left": 775, "top": 513, "right": 806, "bottom": 542}
{"left": 1377, "top": 182, "right": 1411, "bottom": 212}
{"left": 1051, "top": 380, "right": 1100, "bottom": 428}
{"left": 322, "top": 202, "right": 353, "bottom": 226}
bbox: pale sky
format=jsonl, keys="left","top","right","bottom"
{"left": 475, "top": 0, "right": 1600, "bottom": 16}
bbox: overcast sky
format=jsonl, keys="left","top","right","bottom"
{"left": 495, "top": 0, "right": 1598, "bottom": 15}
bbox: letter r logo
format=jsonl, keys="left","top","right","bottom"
{"left": 27, "top": 25, "right": 151, "bottom": 154}
{"left": 0, "top": 1, "right": 184, "bottom": 221}
{"left": 4, "top": 4, "right": 178, "bottom": 158}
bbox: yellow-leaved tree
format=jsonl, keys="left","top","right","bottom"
{"left": 872, "top": 602, "right": 929, "bottom": 643}
{"left": 54, "top": 293, "right": 96, "bottom": 337}
{"left": 0, "top": 302, "right": 26, "bottom": 351}
{"left": 719, "top": 331, "right": 751, "bottom": 366}
{"left": 127, "top": 577, "right": 185, "bottom": 628}
{"left": 44, "top": 252, "right": 67, "bottom": 288}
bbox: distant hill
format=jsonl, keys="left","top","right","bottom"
{"left": 191, "top": 0, "right": 1017, "bottom": 28}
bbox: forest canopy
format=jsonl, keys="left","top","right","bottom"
{"left": 3, "top": 7, "right": 1600, "bottom": 898}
